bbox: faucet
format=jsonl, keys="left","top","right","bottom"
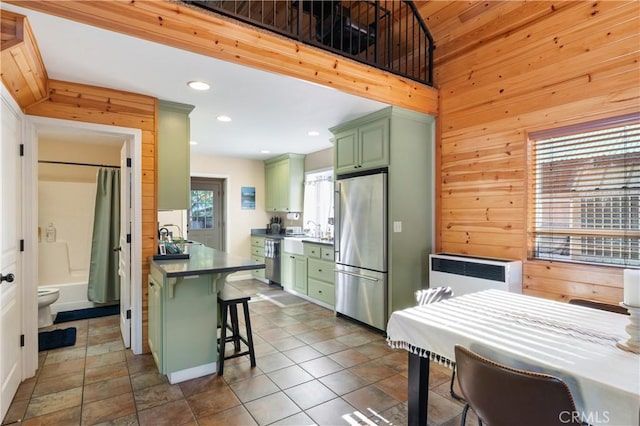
{"left": 306, "top": 220, "right": 321, "bottom": 238}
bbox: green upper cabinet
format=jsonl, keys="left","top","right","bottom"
{"left": 158, "top": 100, "right": 195, "bottom": 210}
{"left": 332, "top": 111, "right": 389, "bottom": 175}
{"left": 264, "top": 153, "right": 305, "bottom": 212}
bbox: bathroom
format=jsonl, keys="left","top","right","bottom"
{"left": 37, "top": 131, "right": 124, "bottom": 326}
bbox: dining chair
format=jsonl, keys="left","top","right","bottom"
{"left": 414, "top": 286, "right": 464, "bottom": 401}
{"left": 415, "top": 286, "right": 454, "bottom": 305}
{"left": 454, "top": 345, "right": 583, "bottom": 426}
{"left": 568, "top": 298, "right": 629, "bottom": 315}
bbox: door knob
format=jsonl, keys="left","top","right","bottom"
{"left": 113, "top": 246, "right": 122, "bottom": 252}
{"left": 1, "top": 273, "right": 15, "bottom": 283}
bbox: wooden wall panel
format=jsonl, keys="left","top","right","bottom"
{"left": 434, "top": 0, "right": 639, "bottom": 303}
{"left": 25, "top": 80, "right": 157, "bottom": 353}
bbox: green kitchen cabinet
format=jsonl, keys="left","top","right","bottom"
{"left": 304, "top": 243, "right": 334, "bottom": 306}
{"left": 264, "top": 162, "right": 278, "bottom": 213}
{"left": 148, "top": 274, "right": 163, "bottom": 370}
{"left": 158, "top": 100, "right": 195, "bottom": 210}
{"left": 250, "top": 236, "right": 266, "bottom": 280}
{"left": 332, "top": 106, "right": 436, "bottom": 320}
{"left": 148, "top": 264, "right": 218, "bottom": 383}
{"left": 332, "top": 114, "right": 389, "bottom": 174}
{"left": 282, "top": 252, "right": 307, "bottom": 294}
{"left": 264, "top": 153, "right": 305, "bottom": 212}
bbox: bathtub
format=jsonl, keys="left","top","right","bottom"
{"left": 38, "top": 241, "right": 98, "bottom": 314}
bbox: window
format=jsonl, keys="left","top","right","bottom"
{"left": 189, "top": 189, "right": 213, "bottom": 229}
{"left": 303, "top": 169, "right": 334, "bottom": 237}
{"left": 529, "top": 113, "right": 640, "bottom": 267}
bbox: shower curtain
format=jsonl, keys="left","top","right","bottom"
{"left": 88, "top": 168, "right": 121, "bottom": 303}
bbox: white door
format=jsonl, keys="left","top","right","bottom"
{"left": 119, "top": 142, "right": 131, "bottom": 347}
{"left": 1, "top": 96, "right": 23, "bottom": 421}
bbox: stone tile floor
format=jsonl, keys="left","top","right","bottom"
{"left": 3, "top": 279, "right": 478, "bottom": 426}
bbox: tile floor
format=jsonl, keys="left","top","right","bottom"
{"left": 3, "top": 279, "right": 477, "bottom": 426}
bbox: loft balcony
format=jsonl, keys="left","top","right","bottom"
{"left": 183, "top": 0, "right": 434, "bottom": 86}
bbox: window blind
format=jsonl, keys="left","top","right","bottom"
{"left": 529, "top": 113, "right": 640, "bottom": 267}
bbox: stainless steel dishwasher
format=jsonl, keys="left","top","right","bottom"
{"left": 264, "top": 237, "right": 281, "bottom": 286}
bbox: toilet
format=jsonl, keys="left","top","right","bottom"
{"left": 38, "top": 288, "right": 60, "bottom": 328}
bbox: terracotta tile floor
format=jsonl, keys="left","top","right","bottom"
{"left": 3, "top": 279, "right": 478, "bottom": 426}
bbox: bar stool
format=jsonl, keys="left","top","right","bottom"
{"left": 217, "top": 288, "right": 256, "bottom": 376}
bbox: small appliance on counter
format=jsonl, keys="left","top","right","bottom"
{"left": 154, "top": 226, "right": 189, "bottom": 260}
{"left": 285, "top": 226, "right": 306, "bottom": 236}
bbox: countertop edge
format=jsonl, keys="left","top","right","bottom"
{"left": 159, "top": 263, "right": 266, "bottom": 278}
{"left": 251, "top": 229, "right": 334, "bottom": 247}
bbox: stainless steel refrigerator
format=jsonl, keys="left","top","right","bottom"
{"left": 334, "top": 170, "right": 388, "bottom": 330}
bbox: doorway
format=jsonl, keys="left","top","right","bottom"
{"left": 189, "top": 177, "right": 226, "bottom": 251}
{"left": 25, "top": 117, "right": 143, "bottom": 362}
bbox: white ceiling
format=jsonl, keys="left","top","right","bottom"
{"left": 4, "top": 4, "right": 388, "bottom": 160}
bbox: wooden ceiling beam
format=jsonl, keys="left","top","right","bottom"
{"left": 4, "top": 0, "right": 438, "bottom": 116}
{"left": 0, "top": 9, "right": 48, "bottom": 109}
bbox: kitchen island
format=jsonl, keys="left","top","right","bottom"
{"left": 149, "top": 244, "right": 265, "bottom": 384}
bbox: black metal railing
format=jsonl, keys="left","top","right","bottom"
{"left": 183, "top": 0, "right": 434, "bottom": 86}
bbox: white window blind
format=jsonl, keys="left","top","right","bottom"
{"left": 530, "top": 113, "right": 640, "bottom": 267}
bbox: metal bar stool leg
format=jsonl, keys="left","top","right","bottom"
{"left": 229, "top": 304, "right": 241, "bottom": 352}
{"left": 242, "top": 299, "right": 256, "bottom": 367}
{"left": 218, "top": 301, "right": 228, "bottom": 376}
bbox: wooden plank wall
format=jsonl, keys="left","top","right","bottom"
{"left": 25, "top": 80, "right": 157, "bottom": 353}
{"left": 430, "top": 1, "right": 639, "bottom": 303}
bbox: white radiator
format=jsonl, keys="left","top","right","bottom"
{"left": 429, "top": 253, "right": 522, "bottom": 297}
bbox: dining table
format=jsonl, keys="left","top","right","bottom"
{"left": 386, "top": 289, "right": 640, "bottom": 426}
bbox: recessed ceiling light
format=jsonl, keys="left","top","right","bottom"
{"left": 217, "top": 115, "right": 232, "bottom": 122}
{"left": 189, "top": 141, "right": 198, "bottom": 145}
{"left": 308, "top": 131, "right": 320, "bottom": 136}
{"left": 187, "top": 81, "right": 210, "bottom": 91}
{"left": 261, "top": 150, "right": 270, "bottom": 154}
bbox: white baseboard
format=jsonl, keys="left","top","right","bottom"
{"left": 167, "top": 362, "right": 217, "bottom": 384}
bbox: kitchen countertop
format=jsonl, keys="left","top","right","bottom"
{"left": 251, "top": 229, "right": 334, "bottom": 247}
{"left": 251, "top": 228, "right": 286, "bottom": 239}
{"left": 150, "top": 243, "right": 265, "bottom": 278}
{"left": 300, "top": 237, "right": 334, "bottom": 247}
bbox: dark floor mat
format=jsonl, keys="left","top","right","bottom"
{"left": 38, "top": 327, "right": 77, "bottom": 351}
{"left": 53, "top": 305, "right": 119, "bottom": 323}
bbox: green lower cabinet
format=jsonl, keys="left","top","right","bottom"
{"left": 251, "top": 236, "right": 265, "bottom": 280}
{"left": 292, "top": 255, "right": 308, "bottom": 294}
{"left": 305, "top": 246, "right": 335, "bottom": 307}
{"left": 252, "top": 255, "right": 265, "bottom": 280}
{"left": 148, "top": 275, "right": 163, "bottom": 370}
{"left": 282, "top": 252, "right": 307, "bottom": 294}
{"left": 148, "top": 266, "right": 218, "bottom": 383}
{"left": 308, "top": 278, "right": 335, "bottom": 305}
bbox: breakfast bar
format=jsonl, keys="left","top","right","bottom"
{"left": 149, "top": 244, "right": 264, "bottom": 384}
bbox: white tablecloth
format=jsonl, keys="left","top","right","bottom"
{"left": 386, "top": 290, "right": 640, "bottom": 426}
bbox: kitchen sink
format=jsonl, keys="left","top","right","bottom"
{"left": 284, "top": 236, "right": 334, "bottom": 254}
{"left": 283, "top": 237, "right": 305, "bottom": 255}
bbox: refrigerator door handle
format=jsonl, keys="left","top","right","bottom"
{"left": 335, "top": 269, "right": 379, "bottom": 282}
{"left": 334, "top": 183, "right": 341, "bottom": 262}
